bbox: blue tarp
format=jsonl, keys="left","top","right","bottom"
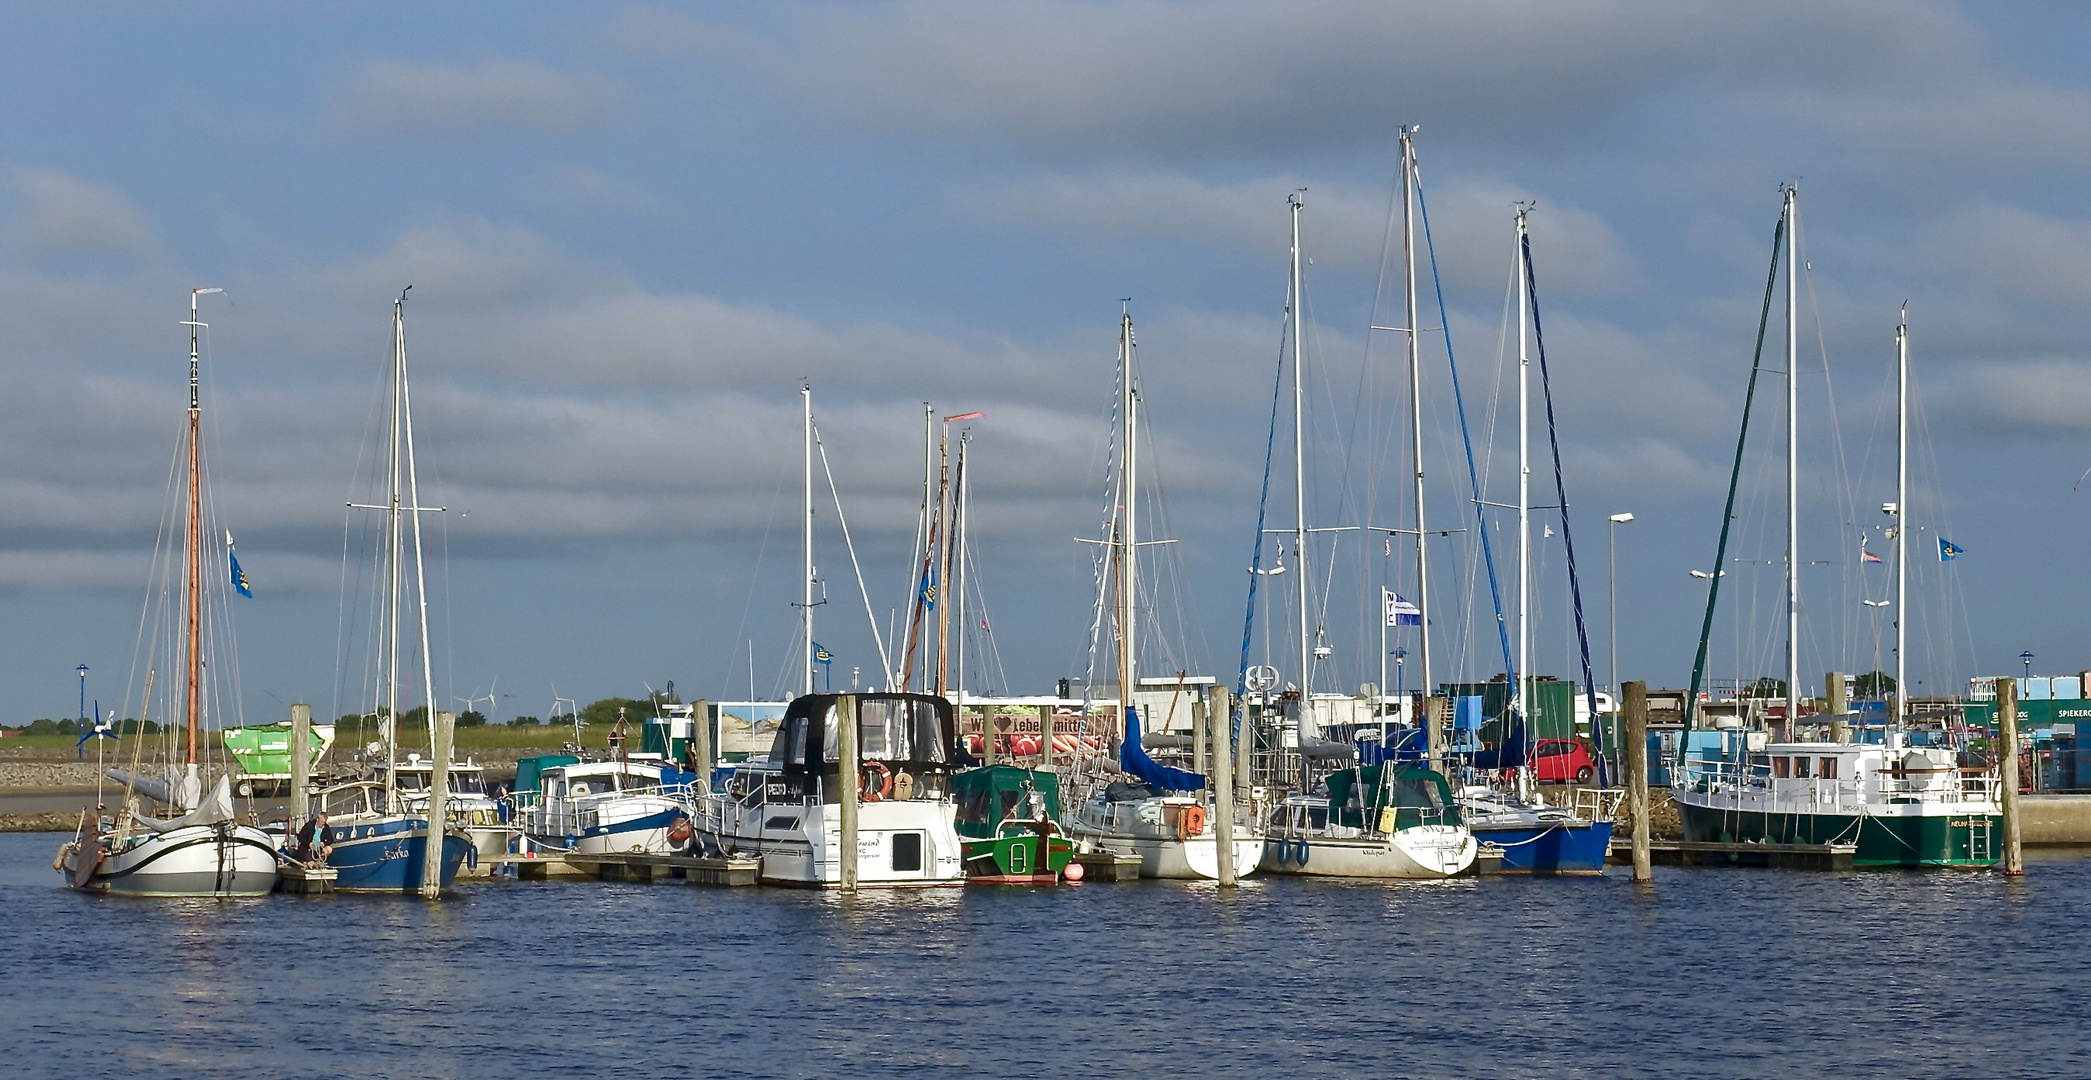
{"left": 1467, "top": 714, "right": 1528, "bottom": 771}
{"left": 1119, "top": 706, "right": 1205, "bottom": 792}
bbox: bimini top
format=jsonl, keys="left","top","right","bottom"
{"left": 1324, "top": 764, "right": 1461, "bottom": 830}
{"left": 767, "top": 693, "right": 957, "bottom": 777}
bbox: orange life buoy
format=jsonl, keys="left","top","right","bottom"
{"left": 1178, "top": 804, "right": 1208, "bottom": 840}
{"left": 667, "top": 817, "right": 694, "bottom": 845}
{"left": 859, "top": 761, "right": 892, "bottom": 803}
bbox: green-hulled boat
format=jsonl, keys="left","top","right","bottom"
{"left": 953, "top": 764, "right": 1076, "bottom": 884}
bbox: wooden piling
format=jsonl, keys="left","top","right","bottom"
{"left": 1623, "top": 681, "right": 1651, "bottom": 883}
{"left": 421, "top": 710, "right": 454, "bottom": 899}
{"left": 835, "top": 694, "right": 859, "bottom": 892}
{"left": 1039, "top": 705, "right": 1054, "bottom": 767}
{"left": 1825, "top": 670, "right": 1847, "bottom": 743}
{"left": 1998, "top": 677, "right": 2023, "bottom": 875}
{"left": 688, "top": 699, "right": 712, "bottom": 787}
{"left": 980, "top": 705, "right": 996, "bottom": 766}
{"left": 1208, "top": 685, "right": 1236, "bottom": 887}
{"left": 289, "top": 702, "right": 311, "bottom": 831}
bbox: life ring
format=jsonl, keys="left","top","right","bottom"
{"left": 859, "top": 761, "right": 892, "bottom": 803}
{"left": 667, "top": 817, "right": 694, "bottom": 845}
{"left": 1178, "top": 805, "right": 1208, "bottom": 840}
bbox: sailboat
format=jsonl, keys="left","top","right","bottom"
{"left": 308, "top": 292, "right": 475, "bottom": 893}
{"left": 1250, "top": 190, "right": 1475, "bottom": 880}
{"left": 1063, "top": 307, "right": 1267, "bottom": 880}
{"left": 1672, "top": 189, "right": 2000, "bottom": 866}
{"left": 56, "top": 289, "right": 280, "bottom": 897}
{"left": 691, "top": 386, "right": 966, "bottom": 886}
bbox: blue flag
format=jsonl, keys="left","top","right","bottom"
{"left": 813, "top": 643, "right": 833, "bottom": 665}
{"left": 228, "top": 532, "right": 253, "bottom": 597}
{"left": 919, "top": 569, "right": 937, "bottom": 610}
{"left": 1939, "top": 538, "right": 1964, "bottom": 562}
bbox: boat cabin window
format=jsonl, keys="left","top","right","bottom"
{"left": 1773, "top": 757, "right": 1791, "bottom": 779}
{"left": 1820, "top": 757, "right": 1838, "bottom": 780}
{"left": 1308, "top": 806, "right": 1329, "bottom": 830}
{"left": 893, "top": 831, "right": 924, "bottom": 873}
{"left": 858, "top": 699, "right": 914, "bottom": 760}
{"left": 397, "top": 772, "right": 428, "bottom": 793}
{"left": 1794, "top": 757, "right": 1812, "bottom": 779}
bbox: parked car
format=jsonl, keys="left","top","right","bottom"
{"left": 1532, "top": 738, "right": 1595, "bottom": 783}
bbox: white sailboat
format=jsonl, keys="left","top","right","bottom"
{"left": 1063, "top": 307, "right": 1267, "bottom": 880}
{"left": 1255, "top": 189, "right": 1475, "bottom": 880}
{"left": 57, "top": 289, "right": 279, "bottom": 897}
{"left": 310, "top": 291, "right": 474, "bottom": 893}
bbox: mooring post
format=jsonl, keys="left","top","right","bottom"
{"left": 980, "top": 705, "right": 997, "bottom": 766}
{"left": 1624, "top": 681, "right": 1651, "bottom": 883}
{"left": 836, "top": 694, "right": 859, "bottom": 892}
{"left": 1997, "top": 677, "right": 2023, "bottom": 875}
{"left": 1039, "top": 704, "right": 1054, "bottom": 767}
{"left": 289, "top": 702, "right": 311, "bottom": 833}
{"left": 421, "top": 710, "right": 454, "bottom": 899}
{"left": 1825, "top": 670, "right": 1847, "bottom": 743}
{"left": 688, "top": 699, "right": 712, "bottom": 790}
{"left": 1209, "top": 685, "right": 1236, "bottom": 888}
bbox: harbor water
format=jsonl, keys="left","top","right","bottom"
{"left": 4, "top": 832, "right": 2083, "bottom": 1079}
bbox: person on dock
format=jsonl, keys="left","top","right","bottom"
{"left": 296, "top": 813, "right": 334, "bottom": 866}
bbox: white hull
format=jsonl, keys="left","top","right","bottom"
{"left": 1082, "top": 831, "right": 1268, "bottom": 880}
{"left": 1265, "top": 825, "right": 1476, "bottom": 879}
{"left": 696, "top": 797, "right": 963, "bottom": 888}
{"left": 76, "top": 824, "right": 280, "bottom": 897}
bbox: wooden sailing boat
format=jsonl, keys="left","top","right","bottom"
{"left": 56, "top": 289, "right": 280, "bottom": 897}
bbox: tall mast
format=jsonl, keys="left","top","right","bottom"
{"left": 934, "top": 426, "right": 952, "bottom": 696}
{"left": 181, "top": 288, "right": 219, "bottom": 767}
{"left": 383, "top": 294, "right": 407, "bottom": 807}
{"left": 1894, "top": 308, "right": 1908, "bottom": 728}
{"left": 1289, "top": 194, "right": 1312, "bottom": 701}
{"left": 1515, "top": 206, "right": 1531, "bottom": 740}
{"left": 802, "top": 384, "right": 815, "bottom": 698}
{"left": 1784, "top": 185, "right": 1801, "bottom": 729}
{"left": 1401, "top": 127, "right": 1432, "bottom": 729}
{"left": 398, "top": 294, "right": 440, "bottom": 770}
{"left": 1117, "top": 307, "right": 1138, "bottom": 722}
{"left": 954, "top": 431, "right": 968, "bottom": 711}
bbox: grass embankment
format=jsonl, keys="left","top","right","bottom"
{"left": 1, "top": 724, "right": 631, "bottom": 762}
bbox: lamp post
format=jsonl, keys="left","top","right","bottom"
{"left": 76, "top": 664, "right": 88, "bottom": 728}
{"left": 1607, "top": 514, "right": 1634, "bottom": 701}
{"left": 2020, "top": 651, "right": 2035, "bottom": 680}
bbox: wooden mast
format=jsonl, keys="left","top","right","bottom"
{"left": 181, "top": 288, "right": 221, "bottom": 769}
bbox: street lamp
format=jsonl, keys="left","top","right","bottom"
{"left": 1607, "top": 513, "right": 1633, "bottom": 701}
{"left": 2021, "top": 651, "right": 2035, "bottom": 679}
{"left": 76, "top": 664, "right": 88, "bottom": 728}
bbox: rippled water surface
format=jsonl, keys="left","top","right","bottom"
{"left": 4, "top": 833, "right": 2085, "bottom": 1079}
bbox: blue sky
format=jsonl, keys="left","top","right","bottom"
{"left": 5, "top": 2, "right": 2091, "bottom": 723}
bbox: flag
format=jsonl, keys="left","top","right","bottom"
{"left": 1861, "top": 548, "right": 1883, "bottom": 565}
{"left": 1939, "top": 538, "right": 1964, "bottom": 562}
{"left": 1385, "top": 589, "right": 1422, "bottom": 627}
{"left": 1384, "top": 536, "right": 1392, "bottom": 557}
{"left": 979, "top": 617, "right": 990, "bottom": 632}
{"left": 919, "top": 568, "right": 937, "bottom": 610}
{"left": 227, "top": 531, "right": 252, "bottom": 597}
{"left": 813, "top": 643, "right": 833, "bottom": 665}
{"left": 942, "top": 410, "right": 986, "bottom": 422}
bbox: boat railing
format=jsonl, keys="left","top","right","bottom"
{"left": 1686, "top": 757, "right": 1996, "bottom": 810}
{"left": 1572, "top": 787, "right": 1627, "bottom": 822}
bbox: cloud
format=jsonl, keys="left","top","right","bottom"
{"left": 529, "top": 164, "right": 666, "bottom": 212}
{"left": 327, "top": 58, "right": 626, "bottom": 138}
{"left": 4, "top": 166, "right": 160, "bottom": 260}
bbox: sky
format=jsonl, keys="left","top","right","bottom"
{"left": 4, "top": 1, "right": 2090, "bottom": 724}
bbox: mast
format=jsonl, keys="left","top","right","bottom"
{"left": 1894, "top": 307, "right": 1908, "bottom": 729}
{"left": 1401, "top": 127, "right": 1433, "bottom": 735}
{"left": 1117, "top": 307, "right": 1138, "bottom": 727}
{"left": 1515, "top": 206, "right": 1532, "bottom": 741}
{"left": 399, "top": 296, "right": 439, "bottom": 764}
{"left": 953, "top": 430, "right": 969, "bottom": 714}
{"left": 384, "top": 295, "right": 406, "bottom": 809}
{"left": 1784, "top": 185, "right": 1801, "bottom": 731}
{"left": 934, "top": 426, "right": 953, "bottom": 696}
{"left": 802, "top": 384, "right": 815, "bottom": 698}
{"left": 180, "top": 288, "right": 220, "bottom": 769}
{"left": 1289, "top": 194, "right": 1312, "bottom": 702}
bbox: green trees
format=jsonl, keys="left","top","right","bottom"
{"left": 1853, "top": 671, "right": 1896, "bottom": 699}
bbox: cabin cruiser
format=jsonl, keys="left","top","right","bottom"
{"left": 693, "top": 693, "right": 964, "bottom": 887}
{"left": 394, "top": 754, "right": 510, "bottom": 871}
{"left": 1673, "top": 727, "right": 1999, "bottom": 867}
{"left": 519, "top": 758, "right": 695, "bottom": 857}
{"left": 1264, "top": 763, "right": 1476, "bottom": 879}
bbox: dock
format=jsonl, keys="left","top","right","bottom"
{"left": 279, "top": 863, "right": 337, "bottom": 895}
{"left": 555, "top": 852, "right": 762, "bottom": 886}
{"left": 1607, "top": 839, "right": 1856, "bottom": 870}
{"left": 1071, "top": 851, "right": 1143, "bottom": 882}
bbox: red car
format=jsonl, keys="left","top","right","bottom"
{"left": 1533, "top": 738, "right": 1596, "bottom": 783}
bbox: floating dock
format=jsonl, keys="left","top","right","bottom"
{"left": 279, "top": 863, "right": 337, "bottom": 895}
{"left": 556, "top": 852, "right": 761, "bottom": 886}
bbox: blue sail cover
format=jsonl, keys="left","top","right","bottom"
{"left": 1119, "top": 706, "right": 1206, "bottom": 792}
{"left": 1468, "top": 712, "right": 1529, "bottom": 771}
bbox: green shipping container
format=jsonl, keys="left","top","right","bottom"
{"left": 1441, "top": 679, "right": 1577, "bottom": 745}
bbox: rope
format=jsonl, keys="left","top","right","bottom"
{"left": 1520, "top": 232, "right": 1609, "bottom": 786}
{"left": 1687, "top": 211, "right": 1786, "bottom": 735}
{"left": 1231, "top": 310, "right": 1293, "bottom": 755}
{"left": 1416, "top": 169, "right": 1513, "bottom": 681}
